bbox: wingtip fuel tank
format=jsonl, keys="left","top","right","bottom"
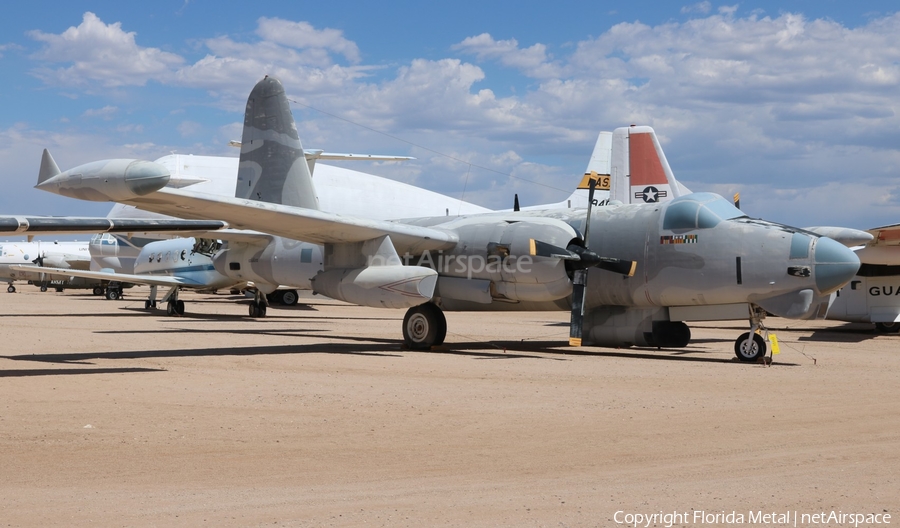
{"left": 35, "top": 154, "right": 171, "bottom": 202}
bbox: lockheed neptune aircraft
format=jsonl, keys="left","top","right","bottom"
{"left": 31, "top": 76, "right": 860, "bottom": 360}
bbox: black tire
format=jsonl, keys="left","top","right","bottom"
{"left": 167, "top": 302, "right": 175, "bottom": 316}
{"left": 40, "top": 285, "right": 48, "bottom": 292}
{"left": 55, "top": 287, "right": 64, "bottom": 293}
{"left": 734, "top": 332, "right": 767, "bottom": 362}
{"left": 106, "top": 289, "right": 120, "bottom": 301}
{"left": 280, "top": 290, "right": 299, "bottom": 306}
{"left": 93, "top": 287, "right": 104, "bottom": 296}
{"left": 7, "top": 285, "right": 15, "bottom": 293}
{"left": 249, "top": 304, "right": 258, "bottom": 318}
{"left": 175, "top": 300, "right": 185, "bottom": 316}
{"left": 403, "top": 303, "right": 445, "bottom": 349}
{"left": 875, "top": 322, "right": 900, "bottom": 334}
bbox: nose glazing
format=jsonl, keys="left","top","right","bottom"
{"left": 813, "top": 237, "right": 860, "bottom": 295}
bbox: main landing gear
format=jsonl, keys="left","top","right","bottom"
{"left": 875, "top": 322, "right": 900, "bottom": 334}
{"left": 402, "top": 302, "right": 447, "bottom": 350}
{"left": 166, "top": 287, "right": 185, "bottom": 316}
{"left": 248, "top": 289, "right": 268, "bottom": 318}
{"left": 105, "top": 282, "right": 124, "bottom": 300}
{"left": 734, "top": 305, "right": 769, "bottom": 362}
{"left": 266, "top": 289, "right": 299, "bottom": 306}
{"left": 7, "top": 284, "right": 15, "bottom": 293}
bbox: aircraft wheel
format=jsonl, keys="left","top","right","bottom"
{"left": 144, "top": 300, "right": 157, "bottom": 310}
{"left": 266, "top": 291, "right": 284, "bottom": 304}
{"left": 55, "top": 287, "right": 64, "bottom": 293}
{"left": 106, "top": 289, "right": 120, "bottom": 301}
{"left": 249, "top": 304, "right": 258, "bottom": 318}
{"left": 175, "top": 300, "right": 185, "bottom": 316}
{"left": 259, "top": 304, "right": 267, "bottom": 317}
{"left": 280, "top": 289, "right": 299, "bottom": 306}
{"left": 40, "top": 285, "right": 48, "bottom": 292}
{"left": 7, "top": 285, "right": 16, "bottom": 293}
{"left": 93, "top": 287, "right": 104, "bottom": 296}
{"left": 734, "top": 332, "right": 767, "bottom": 362}
{"left": 167, "top": 302, "right": 175, "bottom": 316}
{"left": 875, "top": 322, "right": 900, "bottom": 334}
{"left": 403, "top": 303, "right": 445, "bottom": 349}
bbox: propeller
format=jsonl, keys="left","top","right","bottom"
{"left": 513, "top": 194, "right": 520, "bottom": 212}
{"left": 733, "top": 192, "right": 741, "bottom": 210}
{"left": 527, "top": 176, "right": 636, "bottom": 346}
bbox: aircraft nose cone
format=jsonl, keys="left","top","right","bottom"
{"left": 814, "top": 236, "right": 860, "bottom": 295}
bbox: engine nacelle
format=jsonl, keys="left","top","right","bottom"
{"left": 311, "top": 265, "right": 438, "bottom": 309}
{"left": 424, "top": 217, "right": 577, "bottom": 302}
{"left": 213, "top": 239, "right": 324, "bottom": 292}
{"left": 36, "top": 159, "right": 170, "bottom": 202}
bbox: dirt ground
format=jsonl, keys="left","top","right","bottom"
{"left": 1, "top": 287, "right": 897, "bottom": 527}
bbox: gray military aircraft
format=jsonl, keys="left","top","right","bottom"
{"left": 33, "top": 76, "right": 861, "bottom": 360}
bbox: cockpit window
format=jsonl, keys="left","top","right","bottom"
{"left": 662, "top": 192, "right": 746, "bottom": 231}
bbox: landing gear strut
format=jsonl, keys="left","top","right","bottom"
{"left": 249, "top": 290, "right": 268, "bottom": 318}
{"left": 144, "top": 285, "right": 158, "bottom": 310}
{"left": 734, "top": 305, "right": 768, "bottom": 362}
{"left": 402, "top": 303, "right": 447, "bottom": 349}
{"left": 165, "top": 287, "right": 185, "bottom": 316}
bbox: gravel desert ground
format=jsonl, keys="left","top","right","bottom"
{"left": 1, "top": 288, "right": 897, "bottom": 527}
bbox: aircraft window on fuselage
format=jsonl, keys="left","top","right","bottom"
{"left": 300, "top": 248, "right": 313, "bottom": 263}
{"left": 662, "top": 201, "right": 700, "bottom": 230}
{"left": 790, "top": 233, "right": 811, "bottom": 259}
{"left": 663, "top": 193, "right": 746, "bottom": 231}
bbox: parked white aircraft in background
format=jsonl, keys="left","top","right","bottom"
{"left": 0, "top": 240, "right": 97, "bottom": 293}
{"left": 604, "top": 125, "right": 900, "bottom": 334}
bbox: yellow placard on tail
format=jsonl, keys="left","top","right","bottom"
{"left": 769, "top": 333, "right": 780, "bottom": 355}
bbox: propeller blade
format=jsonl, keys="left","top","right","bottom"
{"left": 569, "top": 269, "right": 587, "bottom": 346}
{"left": 733, "top": 192, "right": 741, "bottom": 210}
{"left": 595, "top": 257, "right": 637, "bottom": 277}
{"left": 514, "top": 194, "right": 520, "bottom": 212}
{"left": 582, "top": 177, "right": 598, "bottom": 248}
{"left": 565, "top": 245, "right": 636, "bottom": 276}
{"left": 528, "top": 239, "right": 580, "bottom": 260}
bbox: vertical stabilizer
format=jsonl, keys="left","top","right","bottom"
{"left": 561, "top": 131, "right": 613, "bottom": 209}
{"left": 236, "top": 76, "right": 319, "bottom": 210}
{"left": 610, "top": 126, "right": 686, "bottom": 205}
{"left": 38, "top": 149, "right": 61, "bottom": 185}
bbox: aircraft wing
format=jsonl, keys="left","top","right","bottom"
{"left": 0, "top": 216, "right": 227, "bottom": 236}
{"left": 121, "top": 187, "right": 459, "bottom": 253}
{"left": 10, "top": 265, "right": 209, "bottom": 289}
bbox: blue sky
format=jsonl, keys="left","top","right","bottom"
{"left": 1, "top": 1, "right": 899, "bottom": 230}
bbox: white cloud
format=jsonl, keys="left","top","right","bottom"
{"left": 255, "top": 17, "right": 361, "bottom": 64}
{"left": 452, "top": 33, "right": 561, "bottom": 78}
{"left": 28, "top": 12, "right": 183, "bottom": 88}
{"left": 81, "top": 105, "right": 118, "bottom": 119}
{"left": 681, "top": 2, "right": 712, "bottom": 15}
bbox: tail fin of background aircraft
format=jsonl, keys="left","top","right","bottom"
{"left": 235, "top": 76, "right": 320, "bottom": 210}
{"left": 38, "top": 149, "right": 61, "bottom": 185}
{"left": 559, "top": 131, "right": 613, "bottom": 209}
{"left": 610, "top": 126, "right": 689, "bottom": 205}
